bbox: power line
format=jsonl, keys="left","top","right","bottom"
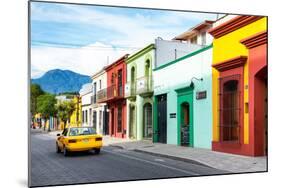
{"left": 31, "top": 40, "right": 143, "bottom": 50}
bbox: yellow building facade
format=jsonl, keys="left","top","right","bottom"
{"left": 209, "top": 16, "right": 267, "bottom": 156}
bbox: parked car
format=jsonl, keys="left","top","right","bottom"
{"left": 56, "top": 127, "right": 102, "bottom": 156}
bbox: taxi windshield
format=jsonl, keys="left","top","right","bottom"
{"left": 68, "top": 127, "right": 96, "bottom": 136}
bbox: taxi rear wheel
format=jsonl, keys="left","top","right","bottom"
{"left": 94, "top": 148, "right": 100, "bottom": 154}
{"left": 63, "top": 147, "right": 69, "bottom": 156}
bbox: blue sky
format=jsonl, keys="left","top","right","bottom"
{"left": 31, "top": 2, "right": 219, "bottom": 78}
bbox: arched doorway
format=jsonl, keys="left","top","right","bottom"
{"left": 143, "top": 103, "right": 152, "bottom": 139}
{"left": 180, "top": 102, "right": 190, "bottom": 146}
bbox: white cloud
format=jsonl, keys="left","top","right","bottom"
{"left": 31, "top": 42, "right": 134, "bottom": 78}
{"left": 31, "top": 3, "right": 219, "bottom": 78}
{"left": 31, "top": 3, "right": 218, "bottom": 47}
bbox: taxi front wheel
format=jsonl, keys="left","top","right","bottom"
{"left": 56, "top": 143, "right": 60, "bottom": 153}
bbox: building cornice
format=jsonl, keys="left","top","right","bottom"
{"left": 208, "top": 16, "right": 264, "bottom": 39}
{"left": 91, "top": 68, "right": 106, "bottom": 80}
{"left": 153, "top": 44, "right": 212, "bottom": 72}
{"left": 105, "top": 54, "right": 129, "bottom": 71}
{"left": 240, "top": 31, "right": 267, "bottom": 49}
{"left": 212, "top": 56, "right": 247, "bottom": 72}
{"left": 126, "top": 44, "right": 155, "bottom": 64}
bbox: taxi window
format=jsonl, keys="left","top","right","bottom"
{"left": 62, "top": 128, "right": 68, "bottom": 136}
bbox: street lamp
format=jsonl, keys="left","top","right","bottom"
{"left": 189, "top": 77, "right": 203, "bottom": 88}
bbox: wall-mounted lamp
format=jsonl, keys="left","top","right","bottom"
{"left": 189, "top": 77, "right": 203, "bottom": 88}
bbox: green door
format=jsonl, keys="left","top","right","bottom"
{"left": 176, "top": 87, "right": 193, "bottom": 147}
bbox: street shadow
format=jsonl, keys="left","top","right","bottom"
{"left": 66, "top": 150, "right": 103, "bottom": 158}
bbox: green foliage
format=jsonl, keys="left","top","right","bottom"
{"left": 36, "top": 94, "right": 57, "bottom": 119}
{"left": 56, "top": 100, "right": 76, "bottom": 129}
{"left": 31, "top": 84, "right": 44, "bottom": 115}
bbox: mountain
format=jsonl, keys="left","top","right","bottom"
{"left": 31, "top": 69, "right": 91, "bottom": 94}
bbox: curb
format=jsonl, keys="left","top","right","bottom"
{"left": 108, "top": 144, "right": 225, "bottom": 171}
{"left": 133, "top": 149, "right": 218, "bottom": 169}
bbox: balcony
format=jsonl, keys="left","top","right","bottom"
{"left": 136, "top": 76, "right": 153, "bottom": 96}
{"left": 97, "top": 89, "right": 107, "bottom": 103}
{"left": 125, "top": 82, "right": 136, "bottom": 99}
{"left": 97, "top": 84, "right": 124, "bottom": 103}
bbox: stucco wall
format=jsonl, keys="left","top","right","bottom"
{"left": 153, "top": 46, "right": 213, "bottom": 149}
{"left": 126, "top": 47, "right": 155, "bottom": 140}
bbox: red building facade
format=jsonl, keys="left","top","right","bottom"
{"left": 102, "top": 55, "right": 128, "bottom": 138}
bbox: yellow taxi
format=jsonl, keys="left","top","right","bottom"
{"left": 56, "top": 127, "right": 103, "bottom": 156}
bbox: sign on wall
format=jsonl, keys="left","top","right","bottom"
{"left": 196, "top": 91, "right": 207, "bottom": 100}
{"left": 170, "top": 113, "right": 176, "bottom": 118}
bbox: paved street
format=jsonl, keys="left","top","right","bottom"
{"left": 30, "top": 131, "right": 227, "bottom": 187}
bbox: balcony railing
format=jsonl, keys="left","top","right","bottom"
{"left": 125, "top": 82, "right": 136, "bottom": 98}
{"left": 97, "top": 84, "right": 124, "bottom": 102}
{"left": 97, "top": 89, "right": 107, "bottom": 102}
{"left": 136, "top": 76, "right": 153, "bottom": 95}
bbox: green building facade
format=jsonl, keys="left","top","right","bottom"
{"left": 153, "top": 45, "right": 213, "bottom": 149}
{"left": 125, "top": 44, "right": 155, "bottom": 140}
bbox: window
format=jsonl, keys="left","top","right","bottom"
{"left": 190, "top": 36, "right": 197, "bottom": 44}
{"left": 69, "top": 127, "right": 96, "bottom": 136}
{"left": 131, "top": 67, "right": 135, "bottom": 82}
{"left": 82, "top": 111, "right": 85, "bottom": 123}
{"left": 145, "top": 60, "right": 150, "bottom": 77}
{"left": 62, "top": 128, "right": 68, "bottom": 136}
{"left": 117, "top": 105, "right": 122, "bottom": 132}
{"left": 111, "top": 73, "right": 114, "bottom": 84}
{"left": 85, "top": 110, "right": 88, "bottom": 124}
{"left": 99, "top": 110, "right": 102, "bottom": 130}
{"left": 99, "top": 79, "right": 102, "bottom": 89}
{"left": 219, "top": 76, "right": 240, "bottom": 142}
{"left": 93, "top": 111, "right": 97, "bottom": 130}
{"left": 118, "top": 69, "right": 123, "bottom": 96}
{"left": 201, "top": 32, "right": 206, "bottom": 45}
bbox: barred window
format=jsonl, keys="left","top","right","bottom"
{"left": 219, "top": 75, "right": 241, "bottom": 142}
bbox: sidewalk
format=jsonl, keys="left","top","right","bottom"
{"left": 108, "top": 139, "right": 267, "bottom": 173}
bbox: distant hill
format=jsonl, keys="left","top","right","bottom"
{"left": 31, "top": 69, "right": 91, "bottom": 94}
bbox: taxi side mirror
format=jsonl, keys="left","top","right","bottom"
{"left": 57, "top": 134, "right": 60, "bottom": 136}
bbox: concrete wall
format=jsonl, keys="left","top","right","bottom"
{"left": 155, "top": 38, "right": 203, "bottom": 68}
{"left": 153, "top": 46, "right": 213, "bottom": 149}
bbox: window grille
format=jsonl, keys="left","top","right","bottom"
{"left": 219, "top": 74, "right": 241, "bottom": 142}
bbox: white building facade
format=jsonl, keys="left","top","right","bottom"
{"left": 91, "top": 69, "right": 108, "bottom": 135}
{"left": 80, "top": 83, "right": 93, "bottom": 127}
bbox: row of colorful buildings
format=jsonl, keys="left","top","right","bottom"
{"left": 74, "top": 15, "right": 267, "bottom": 157}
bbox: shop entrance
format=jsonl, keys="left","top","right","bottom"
{"left": 143, "top": 103, "right": 153, "bottom": 139}
{"left": 157, "top": 94, "right": 167, "bottom": 143}
{"left": 180, "top": 102, "right": 191, "bottom": 146}
{"left": 176, "top": 86, "right": 193, "bottom": 147}
{"left": 129, "top": 105, "right": 136, "bottom": 139}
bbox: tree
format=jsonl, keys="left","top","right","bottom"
{"left": 31, "top": 84, "right": 44, "bottom": 115}
{"left": 37, "top": 94, "right": 57, "bottom": 131}
{"left": 56, "top": 100, "right": 75, "bottom": 130}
